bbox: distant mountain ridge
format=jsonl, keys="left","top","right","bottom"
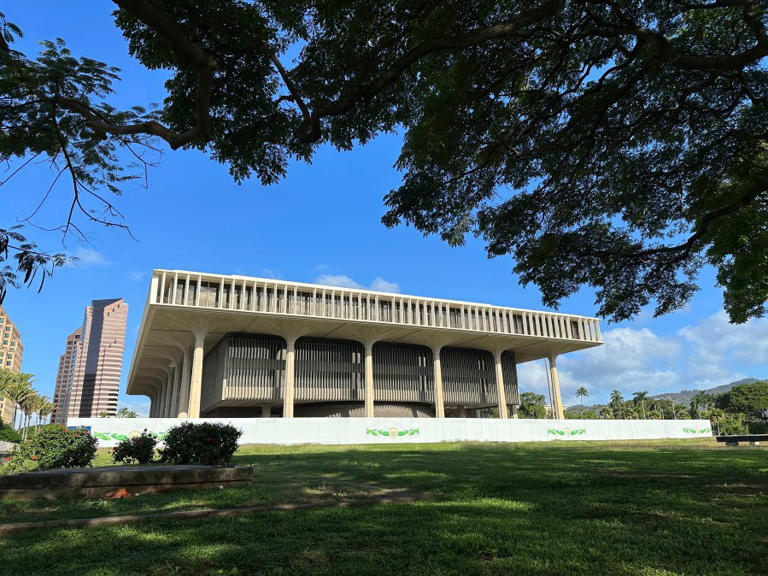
{"left": 652, "top": 378, "right": 759, "bottom": 405}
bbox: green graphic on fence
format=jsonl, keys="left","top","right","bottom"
{"left": 547, "top": 428, "right": 586, "bottom": 437}
{"left": 366, "top": 427, "right": 420, "bottom": 438}
{"left": 682, "top": 427, "right": 711, "bottom": 435}
{"left": 94, "top": 431, "right": 167, "bottom": 442}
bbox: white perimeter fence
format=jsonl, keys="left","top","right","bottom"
{"left": 67, "top": 417, "right": 713, "bottom": 448}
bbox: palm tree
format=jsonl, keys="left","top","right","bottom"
{"left": 0, "top": 371, "right": 34, "bottom": 431}
{"left": 20, "top": 390, "right": 42, "bottom": 441}
{"left": 690, "top": 392, "right": 714, "bottom": 419}
{"left": 575, "top": 386, "right": 589, "bottom": 407}
{"left": 633, "top": 391, "right": 649, "bottom": 419}
{"left": 0, "top": 368, "right": 18, "bottom": 425}
{"left": 609, "top": 389, "right": 624, "bottom": 417}
{"left": 36, "top": 397, "right": 55, "bottom": 427}
{"left": 707, "top": 407, "right": 725, "bottom": 435}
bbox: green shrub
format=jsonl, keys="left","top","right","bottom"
{"left": 161, "top": 422, "right": 241, "bottom": 466}
{"left": 112, "top": 432, "right": 157, "bottom": 465}
{"left": 7, "top": 425, "right": 97, "bottom": 472}
{"left": 0, "top": 422, "right": 21, "bottom": 443}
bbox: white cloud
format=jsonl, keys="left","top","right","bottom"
{"left": 545, "top": 310, "right": 768, "bottom": 407}
{"left": 679, "top": 310, "right": 768, "bottom": 365}
{"left": 370, "top": 277, "right": 400, "bottom": 293}
{"left": 549, "top": 326, "right": 682, "bottom": 405}
{"left": 562, "top": 327, "right": 679, "bottom": 378}
{"left": 128, "top": 270, "right": 147, "bottom": 281}
{"left": 314, "top": 274, "right": 363, "bottom": 289}
{"left": 66, "top": 247, "right": 108, "bottom": 268}
{"left": 313, "top": 273, "right": 400, "bottom": 293}
{"left": 261, "top": 267, "right": 282, "bottom": 279}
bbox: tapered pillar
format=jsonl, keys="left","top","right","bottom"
{"left": 163, "top": 366, "right": 175, "bottom": 417}
{"left": 177, "top": 346, "right": 191, "bottom": 418}
{"left": 364, "top": 341, "right": 375, "bottom": 417}
{"left": 261, "top": 405, "right": 271, "bottom": 418}
{"left": 149, "top": 394, "right": 156, "bottom": 418}
{"left": 432, "top": 346, "right": 445, "bottom": 419}
{"left": 187, "top": 330, "right": 206, "bottom": 418}
{"left": 548, "top": 354, "right": 564, "bottom": 420}
{"left": 158, "top": 383, "right": 167, "bottom": 418}
{"left": 494, "top": 350, "right": 509, "bottom": 419}
{"left": 283, "top": 336, "right": 297, "bottom": 418}
{"left": 168, "top": 362, "right": 179, "bottom": 417}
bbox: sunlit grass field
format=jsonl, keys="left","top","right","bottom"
{"left": 1, "top": 439, "right": 766, "bottom": 575}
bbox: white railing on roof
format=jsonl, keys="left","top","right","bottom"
{"left": 149, "top": 270, "right": 602, "bottom": 343}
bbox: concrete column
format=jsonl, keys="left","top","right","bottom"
{"left": 493, "top": 350, "right": 509, "bottom": 419}
{"left": 549, "top": 354, "right": 564, "bottom": 420}
{"left": 157, "top": 383, "right": 166, "bottom": 418}
{"left": 149, "top": 395, "right": 155, "bottom": 418}
{"left": 261, "top": 405, "right": 271, "bottom": 418}
{"left": 283, "top": 336, "right": 297, "bottom": 418}
{"left": 163, "top": 366, "right": 175, "bottom": 417}
{"left": 169, "top": 362, "right": 180, "bottom": 417}
{"left": 187, "top": 330, "right": 206, "bottom": 418}
{"left": 150, "top": 274, "right": 160, "bottom": 304}
{"left": 432, "top": 346, "right": 445, "bottom": 419}
{"left": 177, "top": 346, "right": 192, "bottom": 418}
{"left": 364, "top": 340, "right": 375, "bottom": 417}
{"left": 545, "top": 358, "right": 555, "bottom": 416}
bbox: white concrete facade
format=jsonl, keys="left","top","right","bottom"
{"left": 127, "top": 270, "right": 603, "bottom": 420}
{"left": 69, "top": 417, "right": 714, "bottom": 447}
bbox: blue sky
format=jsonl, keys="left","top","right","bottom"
{"left": 3, "top": 4, "right": 767, "bottom": 415}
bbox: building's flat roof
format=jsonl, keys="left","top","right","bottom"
{"left": 159, "top": 269, "right": 600, "bottom": 320}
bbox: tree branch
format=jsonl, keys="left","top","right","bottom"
{"left": 295, "top": 0, "right": 566, "bottom": 142}
{"left": 75, "top": 0, "right": 220, "bottom": 149}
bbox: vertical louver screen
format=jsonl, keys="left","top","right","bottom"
{"left": 373, "top": 342, "right": 434, "bottom": 403}
{"left": 295, "top": 338, "right": 365, "bottom": 401}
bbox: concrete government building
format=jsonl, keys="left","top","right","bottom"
{"left": 128, "top": 270, "right": 602, "bottom": 420}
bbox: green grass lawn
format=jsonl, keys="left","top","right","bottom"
{"left": 1, "top": 439, "right": 766, "bottom": 576}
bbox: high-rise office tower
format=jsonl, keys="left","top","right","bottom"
{"left": 51, "top": 327, "right": 82, "bottom": 424}
{"left": 60, "top": 299, "right": 128, "bottom": 420}
{"left": 0, "top": 306, "right": 24, "bottom": 426}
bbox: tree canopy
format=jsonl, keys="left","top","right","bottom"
{"left": 716, "top": 380, "right": 768, "bottom": 419}
{"left": 2, "top": 1, "right": 768, "bottom": 321}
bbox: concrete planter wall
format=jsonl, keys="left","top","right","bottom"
{"left": 67, "top": 417, "right": 713, "bottom": 447}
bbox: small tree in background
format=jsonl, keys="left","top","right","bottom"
{"left": 519, "top": 392, "right": 547, "bottom": 419}
{"left": 116, "top": 407, "right": 138, "bottom": 418}
{"left": 35, "top": 398, "right": 55, "bottom": 430}
{"left": 633, "top": 391, "right": 649, "bottom": 419}
{"left": 575, "top": 387, "right": 589, "bottom": 407}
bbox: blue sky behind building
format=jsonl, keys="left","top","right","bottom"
{"left": 3, "top": 3, "right": 767, "bottom": 415}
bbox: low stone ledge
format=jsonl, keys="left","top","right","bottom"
{"left": 0, "top": 465, "right": 253, "bottom": 501}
